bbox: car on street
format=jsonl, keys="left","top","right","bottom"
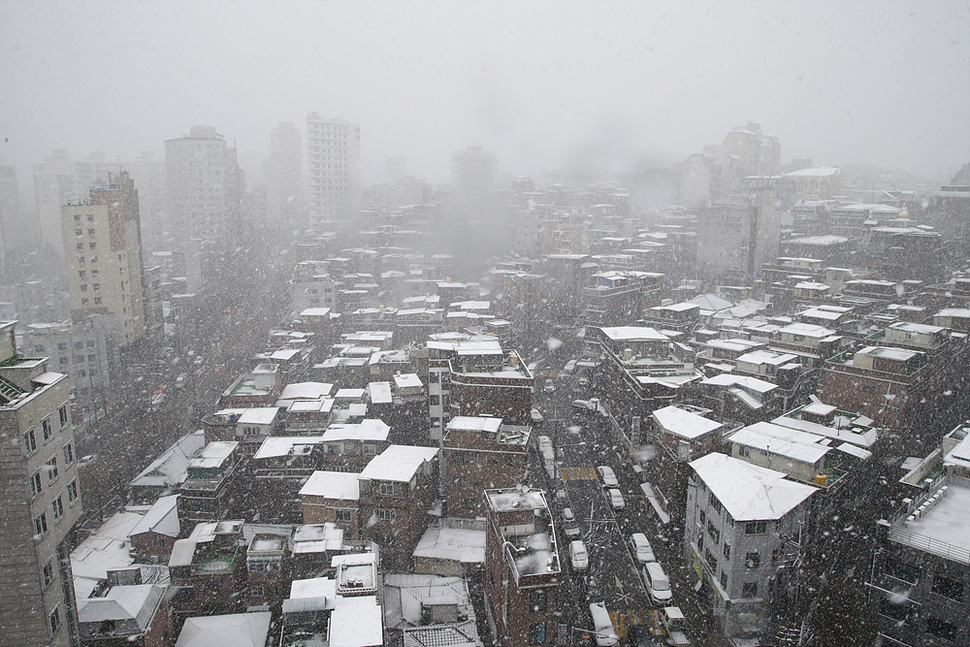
{"left": 531, "top": 408, "right": 544, "bottom": 423}
{"left": 643, "top": 561, "right": 673, "bottom": 605}
{"left": 589, "top": 602, "right": 619, "bottom": 647}
{"left": 562, "top": 507, "right": 580, "bottom": 538}
{"left": 630, "top": 533, "right": 655, "bottom": 564}
{"left": 564, "top": 359, "right": 577, "bottom": 372}
{"left": 543, "top": 379, "right": 555, "bottom": 393}
{"left": 608, "top": 488, "right": 625, "bottom": 510}
{"left": 597, "top": 465, "right": 618, "bottom": 488}
{"left": 569, "top": 539, "right": 589, "bottom": 571}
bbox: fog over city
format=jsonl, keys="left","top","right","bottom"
{"left": 2, "top": 0, "right": 967, "bottom": 184}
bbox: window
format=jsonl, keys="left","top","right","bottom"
{"left": 59, "top": 405, "right": 69, "bottom": 427}
{"left": 91, "top": 269, "right": 98, "bottom": 277}
{"left": 335, "top": 509, "right": 352, "bottom": 522}
{"left": 741, "top": 582, "right": 758, "bottom": 598}
{"left": 885, "top": 557, "right": 919, "bottom": 584}
{"left": 89, "top": 242, "right": 96, "bottom": 250}
{"left": 23, "top": 428, "right": 37, "bottom": 454}
{"left": 34, "top": 512, "right": 48, "bottom": 536}
{"left": 699, "top": 509, "right": 706, "bottom": 525}
{"left": 709, "top": 493, "right": 723, "bottom": 515}
{"left": 251, "top": 585, "right": 264, "bottom": 597}
{"left": 46, "top": 456, "right": 58, "bottom": 482}
{"left": 375, "top": 508, "right": 395, "bottom": 521}
{"left": 707, "top": 521, "right": 720, "bottom": 545}
{"left": 43, "top": 560, "right": 55, "bottom": 587}
{"left": 705, "top": 548, "right": 717, "bottom": 569}
{"left": 57, "top": 343, "right": 67, "bottom": 351}
{"left": 745, "top": 521, "right": 767, "bottom": 535}
{"left": 67, "top": 479, "right": 78, "bottom": 502}
{"left": 530, "top": 589, "right": 547, "bottom": 612}
{"left": 29, "top": 472, "right": 43, "bottom": 497}
{"left": 720, "top": 572, "right": 728, "bottom": 590}
{"left": 530, "top": 623, "right": 546, "bottom": 644}
{"left": 74, "top": 228, "right": 82, "bottom": 237}
{"left": 363, "top": 443, "right": 376, "bottom": 455}
{"left": 745, "top": 552, "right": 760, "bottom": 569}
{"left": 379, "top": 482, "right": 395, "bottom": 496}
{"left": 42, "top": 417, "right": 53, "bottom": 441}
{"left": 429, "top": 395, "right": 440, "bottom": 405}
{"left": 80, "top": 284, "right": 87, "bottom": 292}
{"left": 94, "top": 297, "right": 102, "bottom": 305}
{"left": 74, "top": 341, "right": 83, "bottom": 349}
{"left": 926, "top": 617, "right": 958, "bottom": 641}
{"left": 73, "top": 214, "right": 81, "bottom": 222}
{"left": 81, "top": 298, "right": 88, "bottom": 306}
{"left": 723, "top": 543, "right": 731, "bottom": 560}
{"left": 87, "top": 228, "right": 95, "bottom": 236}
{"left": 152, "top": 537, "right": 167, "bottom": 547}
{"left": 87, "top": 214, "right": 93, "bottom": 221}
{"left": 92, "top": 283, "right": 100, "bottom": 291}
{"left": 451, "top": 451, "right": 469, "bottom": 464}
{"left": 931, "top": 575, "right": 964, "bottom": 601}
{"left": 429, "top": 371, "right": 440, "bottom": 383}
{"left": 878, "top": 597, "right": 911, "bottom": 622}
{"left": 52, "top": 495, "right": 64, "bottom": 519}
{"left": 49, "top": 606, "right": 60, "bottom": 634}
{"left": 63, "top": 443, "right": 74, "bottom": 464}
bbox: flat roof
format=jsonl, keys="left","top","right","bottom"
{"left": 653, "top": 405, "right": 722, "bottom": 440}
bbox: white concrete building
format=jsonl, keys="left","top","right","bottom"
{"left": 306, "top": 114, "right": 361, "bottom": 228}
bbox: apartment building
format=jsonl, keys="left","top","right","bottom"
{"left": 0, "top": 321, "right": 82, "bottom": 646}
{"left": 306, "top": 115, "right": 361, "bottom": 228}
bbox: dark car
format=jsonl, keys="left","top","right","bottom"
{"left": 625, "top": 624, "right": 665, "bottom": 647}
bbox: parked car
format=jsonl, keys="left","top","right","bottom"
{"left": 531, "top": 408, "right": 544, "bottom": 423}
{"left": 589, "top": 602, "right": 619, "bottom": 647}
{"left": 562, "top": 507, "right": 580, "bottom": 538}
{"left": 543, "top": 379, "right": 555, "bottom": 393}
{"left": 597, "top": 465, "right": 618, "bottom": 488}
{"left": 569, "top": 540, "right": 589, "bottom": 571}
{"left": 643, "top": 562, "right": 673, "bottom": 604}
{"left": 572, "top": 398, "right": 595, "bottom": 412}
{"left": 608, "top": 489, "right": 625, "bottom": 510}
{"left": 660, "top": 607, "right": 691, "bottom": 646}
{"left": 630, "top": 533, "right": 655, "bottom": 564}
{"left": 564, "top": 359, "right": 577, "bottom": 372}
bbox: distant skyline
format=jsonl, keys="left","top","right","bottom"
{"left": 1, "top": 0, "right": 968, "bottom": 192}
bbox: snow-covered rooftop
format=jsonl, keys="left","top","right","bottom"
{"left": 652, "top": 405, "right": 722, "bottom": 440}
{"left": 360, "top": 445, "right": 438, "bottom": 482}
{"left": 413, "top": 526, "right": 486, "bottom": 564}
{"left": 600, "top": 326, "right": 668, "bottom": 342}
{"left": 252, "top": 436, "right": 325, "bottom": 460}
{"left": 300, "top": 471, "right": 361, "bottom": 500}
{"left": 128, "top": 494, "right": 180, "bottom": 538}
{"left": 279, "top": 381, "right": 333, "bottom": 400}
{"left": 690, "top": 453, "right": 816, "bottom": 521}
{"left": 237, "top": 407, "right": 278, "bottom": 425}
{"left": 322, "top": 419, "right": 391, "bottom": 442}
{"left": 174, "top": 612, "right": 272, "bottom": 647}
{"left": 393, "top": 373, "right": 423, "bottom": 389}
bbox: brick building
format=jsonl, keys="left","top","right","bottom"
{"left": 442, "top": 416, "right": 531, "bottom": 518}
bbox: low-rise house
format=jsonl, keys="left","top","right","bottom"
{"left": 359, "top": 445, "right": 440, "bottom": 569}
{"left": 173, "top": 611, "right": 272, "bottom": 647}
{"left": 177, "top": 441, "right": 243, "bottom": 527}
{"left": 128, "top": 494, "right": 180, "bottom": 563}
{"left": 412, "top": 520, "right": 486, "bottom": 577}
{"left": 128, "top": 431, "right": 206, "bottom": 505}
{"left": 77, "top": 584, "right": 169, "bottom": 647}
{"left": 299, "top": 471, "right": 361, "bottom": 539}
{"left": 384, "top": 573, "right": 483, "bottom": 647}
{"left": 217, "top": 363, "right": 282, "bottom": 409}
{"left": 168, "top": 520, "right": 248, "bottom": 626}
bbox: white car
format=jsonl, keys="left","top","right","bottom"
{"left": 531, "top": 408, "right": 544, "bottom": 423}
{"left": 608, "top": 489, "right": 625, "bottom": 510}
{"left": 562, "top": 507, "right": 580, "bottom": 538}
{"left": 597, "top": 465, "right": 618, "bottom": 488}
{"left": 588, "top": 602, "right": 618, "bottom": 647}
{"left": 569, "top": 540, "right": 589, "bottom": 571}
{"left": 543, "top": 379, "right": 555, "bottom": 393}
{"left": 630, "top": 533, "right": 655, "bottom": 564}
{"left": 643, "top": 561, "right": 673, "bottom": 604}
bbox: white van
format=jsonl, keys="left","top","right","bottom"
{"left": 588, "top": 602, "right": 618, "bottom": 647}
{"left": 569, "top": 540, "right": 588, "bottom": 571}
{"left": 643, "top": 561, "right": 673, "bottom": 604}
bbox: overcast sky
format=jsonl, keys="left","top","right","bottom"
{"left": 1, "top": 0, "right": 967, "bottom": 188}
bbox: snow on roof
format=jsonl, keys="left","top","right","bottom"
{"left": 174, "top": 612, "right": 272, "bottom": 647}
{"left": 292, "top": 523, "right": 344, "bottom": 554}
{"left": 447, "top": 416, "right": 502, "bottom": 433}
{"left": 600, "top": 326, "right": 669, "bottom": 342}
{"left": 335, "top": 388, "right": 366, "bottom": 399}
{"left": 279, "top": 382, "right": 333, "bottom": 400}
{"left": 945, "top": 430, "right": 970, "bottom": 471}
{"left": 737, "top": 349, "right": 798, "bottom": 366}
{"left": 781, "top": 322, "right": 835, "bottom": 337}
{"left": 129, "top": 431, "right": 206, "bottom": 489}
{"left": 129, "top": 494, "right": 180, "bottom": 538}
{"left": 369, "top": 381, "right": 393, "bottom": 404}
{"left": 856, "top": 345, "right": 920, "bottom": 362}
{"left": 455, "top": 340, "right": 503, "bottom": 355}
{"left": 300, "top": 471, "right": 361, "bottom": 500}
{"left": 360, "top": 445, "right": 439, "bottom": 482}
{"left": 785, "top": 166, "right": 840, "bottom": 178}
{"left": 77, "top": 584, "right": 163, "bottom": 628}
{"left": 253, "top": 436, "right": 326, "bottom": 460}
{"left": 322, "top": 419, "right": 390, "bottom": 442}
{"left": 384, "top": 574, "right": 473, "bottom": 628}
{"left": 413, "top": 526, "right": 486, "bottom": 564}
{"left": 291, "top": 576, "right": 337, "bottom": 601}
{"left": 701, "top": 373, "right": 777, "bottom": 393}
{"left": 393, "top": 373, "right": 423, "bottom": 389}
{"left": 935, "top": 307, "right": 970, "bottom": 319}
{"left": 889, "top": 321, "right": 946, "bottom": 335}
{"left": 189, "top": 441, "right": 238, "bottom": 469}
{"left": 32, "top": 371, "right": 64, "bottom": 385}
{"left": 896, "top": 480, "right": 970, "bottom": 561}
{"left": 771, "top": 414, "right": 878, "bottom": 449}
{"left": 688, "top": 293, "right": 735, "bottom": 311}
{"left": 690, "top": 453, "right": 816, "bottom": 521}
{"left": 330, "top": 597, "right": 384, "bottom": 647}
{"left": 71, "top": 509, "right": 143, "bottom": 598}
{"left": 237, "top": 407, "right": 279, "bottom": 425}
{"left": 729, "top": 423, "right": 831, "bottom": 465}
{"left": 652, "top": 405, "right": 721, "bottom": 440}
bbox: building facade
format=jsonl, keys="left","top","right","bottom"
{"left": 60, "top": 171, "right": 147, "bottom": 348}
{"left": 306, "top": 114, "right": 361, "bottom": 228}
{"left": 0, "top": 321, "right": 83, "bottom": 647}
